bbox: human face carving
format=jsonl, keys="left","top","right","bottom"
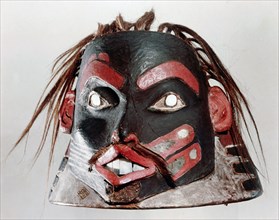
{"left": 68, "top": 32, "right": 215, "bottom": 204}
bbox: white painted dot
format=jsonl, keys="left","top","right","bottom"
{"left": 189, "top": 149, "right": 197, "bottom": 160}
{"left": 165, "top": 94, "right": 177, "bottom": 107}
{"left": 177, "top": 129, "right": 189, "bottom": 139}
{"left": 90, "top": 92, "right": 101, "bottom": 107}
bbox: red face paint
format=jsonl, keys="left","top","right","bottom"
{"left": 137, "top": 61, "right": 199, "bottom": 95}
{"left": 98, "top": 52, "right": 110, "bottom": 62}
{"left": 79, "top": 53, "right": 125, "bottom": 90}
{"left": 167, "top": 143, "right": 201, "bottom": 181}
{"left": 143, "top": 124, "right": 195, "bottom": 159}
{"left": 142, "top": 124, "right": 201, "bottom": 181}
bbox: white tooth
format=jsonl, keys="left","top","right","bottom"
{"left": 112, "top": 159, "right": 120, "bottom": 170}
{"left": 133, "top": 164, "right": 145, "bottom": 171}
{"left": 106, "top": 162, "right": 114, "bottom": 169}
{"left": 119, "top": 159, "right": 132, "bottom": 175}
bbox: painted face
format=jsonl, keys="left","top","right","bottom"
{"left": 68, "top": 32, "right": 215, "bottom": 204}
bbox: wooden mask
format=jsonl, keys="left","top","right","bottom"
{"left": 50, "top": 31, "right": 262, "bottom": 208}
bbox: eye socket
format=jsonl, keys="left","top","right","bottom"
{"left": 88, "top": 91, "right": 112, "bottom": 110}
{"left": 148, "top": 92, "right": 186, "bottom": 113}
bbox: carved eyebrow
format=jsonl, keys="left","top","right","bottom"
{"left": 137, "top": 61, "right": 199, "bottom": 95}
{"left": 79, "top": 56, "right": 125, "bottom": 90}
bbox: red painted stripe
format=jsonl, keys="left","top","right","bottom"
{"left": 98, "top": 52, "right": 110, "bottom": 62}
{"left": 143, "top": 124, "right": 195, "bottom": 159}
{"left": 79, "top": 55, "right": 125, "bottom": 90}
{"left": 137, "top": 61, "right": 199, "bottom": 95}
{"left": 167, "top": 143, "right": 201, "bottom": 181}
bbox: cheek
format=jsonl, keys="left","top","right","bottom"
{"left": 73, "top": 99, "right": 126, "bottom": 149}
{"left": 166, "top": 143, "right": 201, "bottom": 181}
{"left": 72, "top": 80, "right": 127, "bottom": 149}
{"left": 144, "top": 124, "right": 195, "bottom": 159}
{"left": 77, "top": 117, "right": 111, "bottom": 147}
{"left": 142, "top": 124, "right": 202, "bottom": 181}
{"left": 137, "top": 101, "right": 204, "bottom": 144}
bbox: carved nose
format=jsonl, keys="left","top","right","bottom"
{"left": 119, "top": 119, "right": 139, "bottom": 141}
{"left": 118, "top": 101, "right": 138, "bottom": 141}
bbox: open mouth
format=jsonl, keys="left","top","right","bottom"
{"left": 94, "top": 144, "right": 156, "bottom": 186}
{"left": 106, "top": 157, "right": 145, "bottom": 175}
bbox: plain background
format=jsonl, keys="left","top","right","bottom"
{"left": 1, "top": 1, "right": 278, "bottom": 219}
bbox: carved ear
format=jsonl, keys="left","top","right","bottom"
{"left": 208, "top": 86, "right": 232, "bottom": 132}
{"left": 59, "top": 90, "right": 75, "bottom": 133}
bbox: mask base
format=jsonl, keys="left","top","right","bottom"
{"left": 49, "top": 135, "right": 262, "bottom": 208}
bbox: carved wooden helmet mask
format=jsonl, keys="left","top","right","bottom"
{"left": 50, "top": 31, "right": 262, "bottom": 208}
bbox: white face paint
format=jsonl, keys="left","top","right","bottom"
{"left": 177, "top": 129, "right": 189, "bottom": 139}
{"left": 189, "top": 149, "right": 197, "bottom": 160}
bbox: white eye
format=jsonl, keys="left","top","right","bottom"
{"left": 165, "top": 94, "right": 177, "bottom": 107}
{"left": 90, "top": 93, "right": 101, "bottom": 107}
{"left": 88, "top": 91, "right": 111, "bottom": 110}
{"left": 149, "top": 92, "right": 186, "bottom": 113}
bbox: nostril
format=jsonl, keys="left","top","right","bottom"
{"left": 118, "top": 127, "right": 128, "bottom": 141}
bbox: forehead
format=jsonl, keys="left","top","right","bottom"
{"left": 80, "top": 31, "right": 202, "bottom": 81}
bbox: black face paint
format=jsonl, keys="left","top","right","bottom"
{"left": 69, "top": 32, "right": 215, "bottom": 204}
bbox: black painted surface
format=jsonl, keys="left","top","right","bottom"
{"left": 72, "top": 32, "right": 215, "bottom": 204}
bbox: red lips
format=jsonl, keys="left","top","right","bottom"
{"left": 94, "top": 144, "right": 156, "bottom": 186}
